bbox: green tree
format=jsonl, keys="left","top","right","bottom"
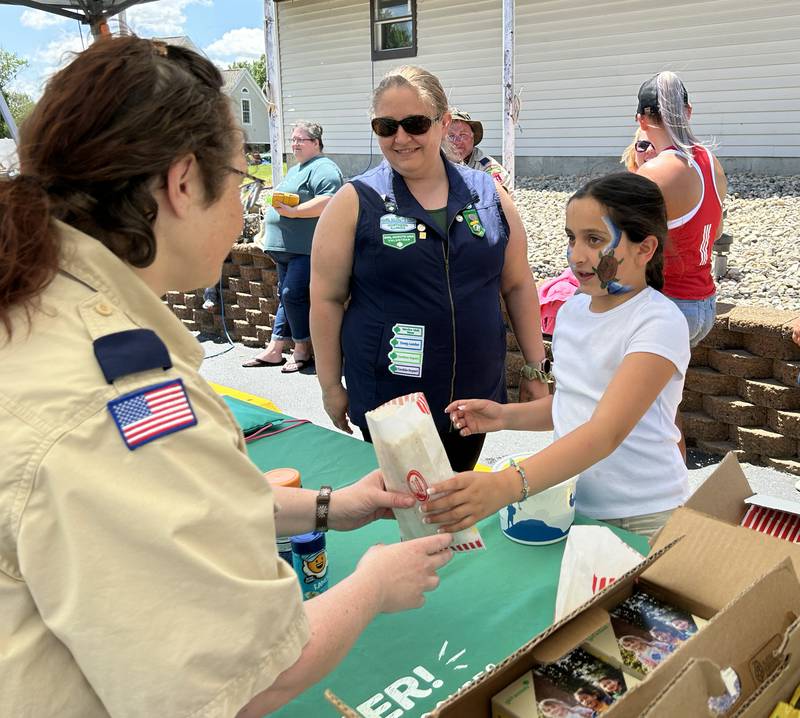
{"left": 1, "top": 48, "right": 35, "bottom": 138}
{"left": 229, "top": 54, "right": 266, "bottom": 94}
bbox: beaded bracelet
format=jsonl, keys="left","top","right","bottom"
{"left": 508, "top": 458, "right": 529, "bottom": 503}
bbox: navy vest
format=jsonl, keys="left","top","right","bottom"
{"left": 343, "top": 156, "right": 509, "bottom": 432}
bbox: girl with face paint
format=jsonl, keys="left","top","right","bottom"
{"left": 422, "top": 173, "right": 692, "bottom": 538}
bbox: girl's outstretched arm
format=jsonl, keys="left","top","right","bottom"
{"left": 425, "top": 352, "right": 677, "bottom": 532}
{"left": 445, "top": 394, "right": 553, "bottom": 435}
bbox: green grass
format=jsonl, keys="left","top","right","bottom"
{"left": 247, "top": 162, "right": 288, "bottom": 188}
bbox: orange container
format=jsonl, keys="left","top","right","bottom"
{"left": 264, "top": 467, "right": 302, "bottom": 488}
{"left": 271, "top": 191, "right": 300, "bottom": 207}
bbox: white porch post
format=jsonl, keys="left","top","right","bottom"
{"left": 264, "top": 0, "right": 284, "bottom": 186}
{"left": 502, "top": 0, "right": 515, "bottom": 191}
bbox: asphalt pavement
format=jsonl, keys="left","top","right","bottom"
{"left": 196, "top": 332, "right": 799, "bottom": 502}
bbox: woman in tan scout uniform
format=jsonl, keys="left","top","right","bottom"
{"left": 0, "top": 37, "right": 451, "bottom": 717}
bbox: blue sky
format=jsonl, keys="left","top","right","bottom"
{"left": 0, "top": 0, "right": 265, "bottom": 97}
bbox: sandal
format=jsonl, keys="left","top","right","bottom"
{"left": 281, "top": 357, "right": 314, "bottom": 374}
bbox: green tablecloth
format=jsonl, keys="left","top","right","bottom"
{"left": 225, "top": 397, "right": 650, "bottom": 718}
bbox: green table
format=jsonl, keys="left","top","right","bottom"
{"left": 225, "top": 397, "right": 650, "bottom": 718}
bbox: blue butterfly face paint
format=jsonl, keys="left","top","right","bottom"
{"left": 593, "top": 216, "right": 631, "bottom": 295}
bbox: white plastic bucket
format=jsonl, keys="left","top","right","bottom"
{"left": 493, "top": 453, "right": 577, "bottom": 546}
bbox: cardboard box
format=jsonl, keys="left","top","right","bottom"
{"left": 326, "top": 547, "right": 800, "bottom": 717}
{"left": 326, "top": 455, "right": 800, "bottom": 718}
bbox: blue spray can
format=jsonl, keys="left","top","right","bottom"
{"left": 276, "top": 536, "right": 293, "bottom": 566}
{"left": 291, "top": 532, "right": 328, "bottom": 599}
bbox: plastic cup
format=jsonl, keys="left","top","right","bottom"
{"left": 493, "top": 454, "right": 577, "bottom": 545}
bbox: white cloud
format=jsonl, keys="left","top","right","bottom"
{"left": 127, "top": 0, "right": 211, "bottom": 37}
{"left": 20, "top": 9, "right": 68, "bottom": 30}
{"left": 205, "top": 27, "right": 263, "bottom": 65}
{"left": 33, "top": 32, "right": 87, "bottom": 91}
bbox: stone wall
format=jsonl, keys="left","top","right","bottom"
{"left": 168, "top": 246, "right": 800, "bottom": 474}
{"left": 165, "top": 244, "right": 277, "bottom": 348}
{"left": 677, "top": 304, "right": 800, "bottom": 475}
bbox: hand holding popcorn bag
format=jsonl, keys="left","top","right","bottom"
{"left": 366, "top": 392, "right": 485, "bottom": 552}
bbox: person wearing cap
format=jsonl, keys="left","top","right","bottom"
{"left": 634, "top": 71, "right": 727, "bottom": 461}
{"left": 447, "top": 107, "right": 511, "bottom": 189}
{"left": 634, "top": 71, "right": 727, "bottom": 349}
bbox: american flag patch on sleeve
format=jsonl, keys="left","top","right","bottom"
{"left": 108, "top": 379, "right": 197, "bottom": 450}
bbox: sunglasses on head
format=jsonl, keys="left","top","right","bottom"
{"left": 635, "top": 140, "right": 654, "bottom": 152}
{"left": 371, "top": 114, "right": 441, "bottom": 137}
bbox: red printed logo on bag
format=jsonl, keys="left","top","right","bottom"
{"left": 406, "top": 470, "right": 429, "bottom": 502}
{"left": 591, "top": 575, "right": 616, "bottom": 594}
{"left": 415, "top": 395, "right": 430, "bottom": 415}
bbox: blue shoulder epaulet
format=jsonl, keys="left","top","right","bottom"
{"left": 93, "top": 329, "right": 172, "bottom": 384}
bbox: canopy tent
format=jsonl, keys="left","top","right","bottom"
{"left": 0, "top": 0, "right": 157, "bottom": 35}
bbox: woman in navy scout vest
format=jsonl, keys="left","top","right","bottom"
{"left": 311, "top": 66, "right": 549, "bottom": 471}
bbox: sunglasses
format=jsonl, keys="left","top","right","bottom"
{"left": 371, "top": 114, "right": 441, "bottom": 137}
{"left": 227, "top": 166, "right": 269, "bottom": 212}
{"left": 635, "top": 140, "right": 654, "bottom": 152}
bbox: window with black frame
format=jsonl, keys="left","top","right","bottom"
{"left": 241, "top": 98, "right": 251, "bottom": 125}
{"left": 371, "top": 0, "right": 416, "bottom": 61}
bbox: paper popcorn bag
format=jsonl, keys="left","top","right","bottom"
{"left": 366, "top": 392, "right": 485, "bottom": 552}
{"left": 554, "top": 526, "right": 643, "bottom": 621}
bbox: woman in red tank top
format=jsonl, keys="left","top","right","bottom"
{"left": 635, "top": 72, "right": 728, "bottom": 348}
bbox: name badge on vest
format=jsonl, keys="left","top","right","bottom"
{"left": 462, "top": 207, "right": 486, "bottom": 237}
{"left": 380, "top": 213, "right": 416, "bottom": 233}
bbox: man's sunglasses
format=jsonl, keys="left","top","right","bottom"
{"left": 371, "top": 114, "right": 441, "bottom": 137}
{"left": 635, "top": 140, "right": 654, "bottom": 152}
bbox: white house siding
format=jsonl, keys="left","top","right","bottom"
{"left": 276, "top": 0, "right": 800, "bottom": 175}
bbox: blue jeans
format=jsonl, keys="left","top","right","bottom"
{"left": 670, "top": 295, "right": 716, "bottom": 348}
{"left": 267, "top": 250, "right": 311, "bottom": 342}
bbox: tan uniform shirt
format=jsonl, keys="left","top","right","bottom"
{"left": 465, "top": 146, "right": 511, "bottom": 190}
{"left": 0, "top": 222, "right": 309, "bottom": 717}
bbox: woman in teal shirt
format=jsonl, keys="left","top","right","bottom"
{"left": 243, "top": 121, "right": 343, "bottom": 372}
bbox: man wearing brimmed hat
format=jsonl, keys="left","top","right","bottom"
{"left": 448, "top": 107, "right": 510, "bottom": 189}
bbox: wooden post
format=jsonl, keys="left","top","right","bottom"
{"left": 264, "top": 0, "right": 284, "bottom": 187}
{"left": 502, "top": 0, "right": 515, "bottom": 191}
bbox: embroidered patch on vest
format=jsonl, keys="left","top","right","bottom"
{"left": 382, "top": 232, "right": 416, "bottom": 250}
{"left": 108, "top": 379, "right": 197, "bottom": 450}
{"left": 379, "top": 213, "right": 416, "bottom": 232}
{"left": 462, "top": 208, "right": 486, "bottom": 237}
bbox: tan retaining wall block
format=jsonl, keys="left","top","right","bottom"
{"left": 681, "top": 411, "right": 729, "bottom": 442}
{"left": 767, "top": 409, "right": 800, "bottom": 440}
{"left": 685, "top": 366, "right": 739, "bottom": 395}
{"left": 774, "top": 360, "right": 800, "bottom": 388}
{"left": 708, "top": 348, "right": 773, "bottom": 379}
{"left": 738, "top": 378, "right": 800, "bottom": 411}
{"left": 702, "top": 395, "right": 766, "bottom": 427}
{"left": 730, "top": 426, "right": 798, "bottom": 458}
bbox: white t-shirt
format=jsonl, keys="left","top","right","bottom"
{"left": 552, "top": 287, "right": 691, "bottom": 519}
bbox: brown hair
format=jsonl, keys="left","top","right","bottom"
{"left": 569, "top": 172, "right": 667, "bottom": 291}
{"left": 0, "top": 36, "right": 239, "bottom": 337}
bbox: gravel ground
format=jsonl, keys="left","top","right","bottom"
{"left": 514, "top": 173, "right": 800, "bottom": 310}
